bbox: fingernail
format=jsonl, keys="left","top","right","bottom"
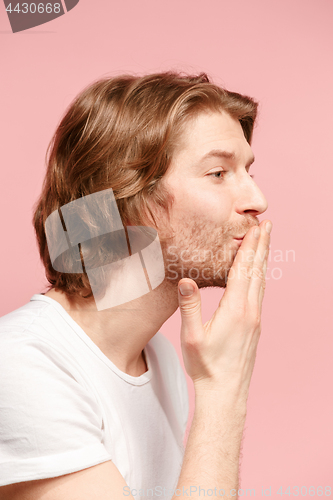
{"left": 265, "top": 222, "right": 273, "bottom": 234}
{"left": 254, "top": 227, "right": 261, "bottom": 239}
{"left": 179, "top": 284, "right": 194, "bottom": 296}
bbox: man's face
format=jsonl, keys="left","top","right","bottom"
{"left": 157, "top": 110, "right": 268, "bottom": 289}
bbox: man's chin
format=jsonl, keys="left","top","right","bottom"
{"left": 164, "top": 263, "right": 232, "bottom": 290}
{"left": 197, "top": 280, "right": 227, "bottom": 290}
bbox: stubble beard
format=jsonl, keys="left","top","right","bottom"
{"left": 159, "top": 215, "right": 258, "bottom": 290}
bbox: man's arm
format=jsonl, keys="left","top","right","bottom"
{"left": 171, "top": 219, "right": 271, "bottom": 499}
{"left": 0, "top": 220, "right": 271, "bottom": 500}
{"left": 172, "top": 382, "right": 247, "bottom": 500}
{"left": 0, "top": 461, "right": 135, "bottom": 500}
{"left": 0, "top": 391, "right": 245, "bottom": 500}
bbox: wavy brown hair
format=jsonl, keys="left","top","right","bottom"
{"left": 32, "top": 71, "right": 258, "bottom": 301}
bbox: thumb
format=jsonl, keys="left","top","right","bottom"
{"left": 178, "top": 278, "right": 203, "bottom": 338}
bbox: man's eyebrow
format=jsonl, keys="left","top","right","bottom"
{"left": 198, "top": 149, "right": 255, "bottom": 167}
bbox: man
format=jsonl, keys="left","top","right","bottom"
{"left": 0, "top": 72, "right": 272, "bottom": 499}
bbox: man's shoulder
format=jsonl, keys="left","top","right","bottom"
{"left": 0, "top": 296, "right": 72, "bottom": 380}
{"left": 0, "top": 295, "right": 56, "bottom": 345}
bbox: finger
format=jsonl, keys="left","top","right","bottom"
{"left": 258, "top": 248, "right": 269, "bottom": 315}
{"left": 248, "top": 220, "right": 272, "bottom": 306}
{"left": 223, "top": 224, "right": 261, "bottom": 301}
{"left": 178, "top": 278, "right": 204, "bottom": 342}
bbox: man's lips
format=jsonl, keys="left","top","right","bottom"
{"left": 233, "top": 224, "right": 259, "bottom": 240}
{"left": 233, "top": 234, "right": 246, "bottom": 247}
{"left": 233, "top": 237, "right": 244, "bottom": 246}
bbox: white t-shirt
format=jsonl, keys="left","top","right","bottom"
{"left": 0, "top": 294, "right": 189, "bottom": 497}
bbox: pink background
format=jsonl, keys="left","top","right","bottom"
{"left": 1, "top": 0, "right": 332, "bottom": 493}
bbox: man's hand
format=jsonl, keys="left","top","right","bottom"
{"left": 178, "top": 219, "right": 272, "bottom": 401}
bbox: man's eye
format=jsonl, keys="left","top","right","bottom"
{"left": 208, "top": 171, "right": 255, "bottom": 179}
{"left": 209, "top": 170, "right": 225, "bottom": 179}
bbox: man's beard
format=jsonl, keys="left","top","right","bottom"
{"left": 159, "top": 215, "right": 258, "bottom": 290}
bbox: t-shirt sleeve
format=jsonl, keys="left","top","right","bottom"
{"left": 0, "top": 332, "right": 112, "bottom": 487}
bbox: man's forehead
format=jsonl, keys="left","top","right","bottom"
{"left": 199, "top": 148, "right": 255, "bottom": 167}
{"left": 181, "top": 110, "right": 247, "bottom": 142}
{"left": 175, "top": 111, "right": 254, "bottom": 166}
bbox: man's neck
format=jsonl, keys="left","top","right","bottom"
{"left": 43, "top": 280, "right": 179, "bottom": 377}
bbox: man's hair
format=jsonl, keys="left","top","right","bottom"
{"left": 32, "top": 71, "right": 258, "bottom": 301}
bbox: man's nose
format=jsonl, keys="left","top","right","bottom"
{"left": 235, "top": 177, "right": 268, "bottom": 217}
